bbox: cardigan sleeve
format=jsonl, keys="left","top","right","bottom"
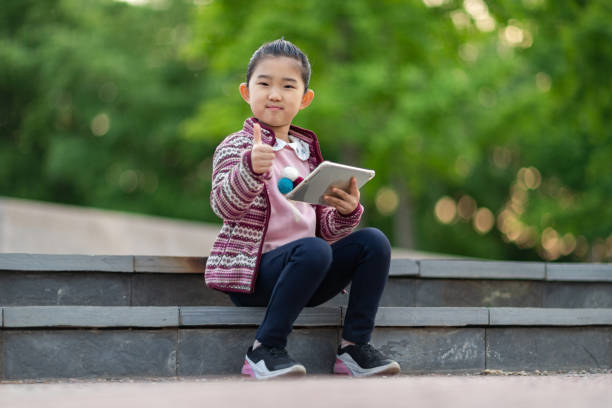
{"left": 316, "top": 203, "right": 363, "bottom": 242}
{"left": 210, "top": 136, "right": 271, "bottom": 222}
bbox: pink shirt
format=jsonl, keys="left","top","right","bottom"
{"left": 262, "top": 142, "right": 316, "bottom": 253}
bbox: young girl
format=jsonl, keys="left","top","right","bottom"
{"left": 205, "top": 39, "right": 400, "bottom": 379}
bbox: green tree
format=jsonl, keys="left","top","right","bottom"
{"left": 184, "top": 0, "right": 611, "bottom": 261}
{"left": 2, "top": 0, "right": 610, "bottom": 261}
{"left": 0, "top": 0, "right": 217, "bottom": 221}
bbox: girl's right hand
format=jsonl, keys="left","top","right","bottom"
{"left": 250, "top": 123, "right": 275, "bottom": 174}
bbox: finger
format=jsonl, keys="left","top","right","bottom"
{"left": 324, "top": 195, "right": 347, "bottom": 209}
{"left": 330, "top": 186, "right": 351, "bottom": 201}
{"left": 253, "top": 123, "right": 262, "bottom": 145}
{"left": 253, "top": 144, "right": 274, "bottom": 154}
{"left": 254, "top": 158, "right": 274, "bottom": 172}
{"left": 255, "top": 152, "right": 275, "bottom": 162}
{"left": 349, "top": 177, "right": 360, "bottom": 201}
{"left": 332, "top": 180, "right": 359, "bottom": 200}
{"left": 258, "top": 159, "right": 275, "bottom": 168}
{"left": 325, "top": 196, "right": 355, "bottom": 215}
{"left": 256, "top": 164, "right": 273, "bottom": 174}
{"left": 349, "top": 177, "right": 359, "bottom": 195}
{"left": 253, "top": 151, "right": 275, "bottom": 161}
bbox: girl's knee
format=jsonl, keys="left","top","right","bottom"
{"left": 295, "top": 237, "right": 332, "bottom": 271}
{"left": 358, "top": 227, "right": 391, "bottom": 258}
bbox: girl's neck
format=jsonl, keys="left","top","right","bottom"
{"left": 267, "top": 124, "right": 290, "bottom": 142}
{"left": 275, "top": 132, "right": 290, "bottom": 142}
{"left": 256, "top": 119, "right": 290, "bottom": 142}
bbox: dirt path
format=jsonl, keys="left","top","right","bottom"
{"left": 1, "top": 374, "right": 611, "bottom": 408}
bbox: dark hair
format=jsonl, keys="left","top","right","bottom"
{"left": 246, "top": 39, "right": 311, "bottom": 91}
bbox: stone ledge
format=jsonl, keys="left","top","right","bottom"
{"left": 134, "top": 256, "right": 205, "bottom": 273}
{"left": 489, "top": 308, "right": 612, "bottom": 326}
{"left": 486, "top": 327, "right": 612, "bottom": 372}
{"left": 3, "top": 306, "right": 612, "bottom": 329}
{"left": 547, "top": 263, "right": 612, "bottom": 282}
{"left": 2, "top": 254, "right": 611, "bottom": 282}
{"left": 388, "top": 259, "right": 419, "bottom": 276}
{"left": 5, "top": 327, "right": 611, "bottom": 379}
{"left": 419, "top": 260, "right": 545, "bottom": 280}
{"left": 0, "top": 254, "right": 133, "bottom": 272}
{"left": 366, "top": 307, "right": 489, "bottom": 326}
{"left": 180, "top": 306, "right": 341, "bottom": 327}
{"left": 2, "top": 306, "right": 179, "bottom": 328}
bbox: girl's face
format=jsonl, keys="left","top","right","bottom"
{"left": 240, "top": 56, "right": 314, "bottom": 138}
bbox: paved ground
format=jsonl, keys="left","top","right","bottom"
{"left": 1, "top": 374, "right": 612, "bottom": 408}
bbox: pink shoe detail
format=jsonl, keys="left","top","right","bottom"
{"left": 333, "top": 358, "right": 352, "bottom": 376}
{"left": 241, "top": 360, "right": 255, "bottom": 378}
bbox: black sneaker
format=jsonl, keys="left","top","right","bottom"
{"left": 241, "top": 345, "right": 306, "bottom": 379}
{"left": 334, "top": 343, "right": 401, "bottom": 377}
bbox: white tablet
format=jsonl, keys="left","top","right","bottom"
{"left": 285, "top": 161, "right": 375, "bottom": 205}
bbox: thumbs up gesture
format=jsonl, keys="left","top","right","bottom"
{"left": 250, "top": 123, "right": 275, "bottom": 174}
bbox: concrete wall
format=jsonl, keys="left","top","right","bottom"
{"left": 0, "top": 196, "right": 448, "bottom": 258}
{"left": 0, "top": 197, "right": 219, "bottom": 256}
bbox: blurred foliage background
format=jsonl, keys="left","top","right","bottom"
{"left": 1, "top": 0, "right": 611, "bottom": 261}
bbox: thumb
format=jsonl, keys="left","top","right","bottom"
{"left": 350, "top": 177, "right": 359, "bottom": 194}
{"left": 253, "top": 122, "right": 262, "bottom": 145}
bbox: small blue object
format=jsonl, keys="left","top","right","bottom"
{"left": 277, "top": 177, "right": 294, "bottom": 194}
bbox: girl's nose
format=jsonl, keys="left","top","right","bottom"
{"left": 268, "top": 88, "right": 281, "bottom": 101}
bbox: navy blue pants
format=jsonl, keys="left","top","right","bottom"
{"left": 228, "top": 227, "right": 391, "bottom": 348}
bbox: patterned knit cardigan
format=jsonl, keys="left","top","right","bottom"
{"left": 204, "top": 117, "right": 363, "bottom": 293}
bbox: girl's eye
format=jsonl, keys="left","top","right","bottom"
{"left": 258, "top": 82, "right": 269, "bottom": 86}
{"left": 284, "top": 85, "right": 296, "bottom": 89}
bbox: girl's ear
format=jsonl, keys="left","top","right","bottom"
{"left": 300, "top": 89, "right": 315, "bottom": 109}
{"left": 239, "top": 83, "right": 250, "bottom": 103}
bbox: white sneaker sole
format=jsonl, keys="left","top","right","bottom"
{"left": 334, "top": 353, "right": 401, "bottom": 377}
{"left": 242, "top": 356, "right": 307, "bottom": 380}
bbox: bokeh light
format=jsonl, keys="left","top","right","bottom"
{"left": 423, "top": 0, "right": 448, "bottom": 7}
{"left": 464, "top": 0, "right": 496, "bottom": 32}
{"left": 375, "top": 187, "right": 400, "bottom": 216}
{"left": 504, "top": 25, "right": 524, "bottom": 45}
{"left": 473, "top": 207, "right": 494, "bottom": 234}
{"left": 450, "top": 10, "right": 471, "bottom": 30}
{"left": 457, "top": 195, "right": 477, "bottom": 220}
{"left": 516, "top": 226, "right": 538, "bottom": 248}
{"left": 91, "top": 113, "right": 110, "bottom": 136}
{"left": 497, "top": 208, "right": 525, "bottom": 242}
{"left": 540, "top": 227, "right": 561, "bottom": 260}
{"left": 517, "top": 167, "right": 541, "bottom": 190}
{"left": 500, "top": 20, "right": 533, "bottom": 48}
{"left": 560, "top": 233, "right": 576, "bottom": 256}
{"left": 435, "top": 196, "right": 457, "bottom": 224}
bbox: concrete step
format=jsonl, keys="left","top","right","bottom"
{"left": 1, "top": 305, "right": 612, "bottom": 379}
{"left": 1, "top": 254, "right": 611, "bottom": 308}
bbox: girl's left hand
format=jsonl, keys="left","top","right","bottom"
{"left": 324, "top": 177, "right": 360, "bottom": 215}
